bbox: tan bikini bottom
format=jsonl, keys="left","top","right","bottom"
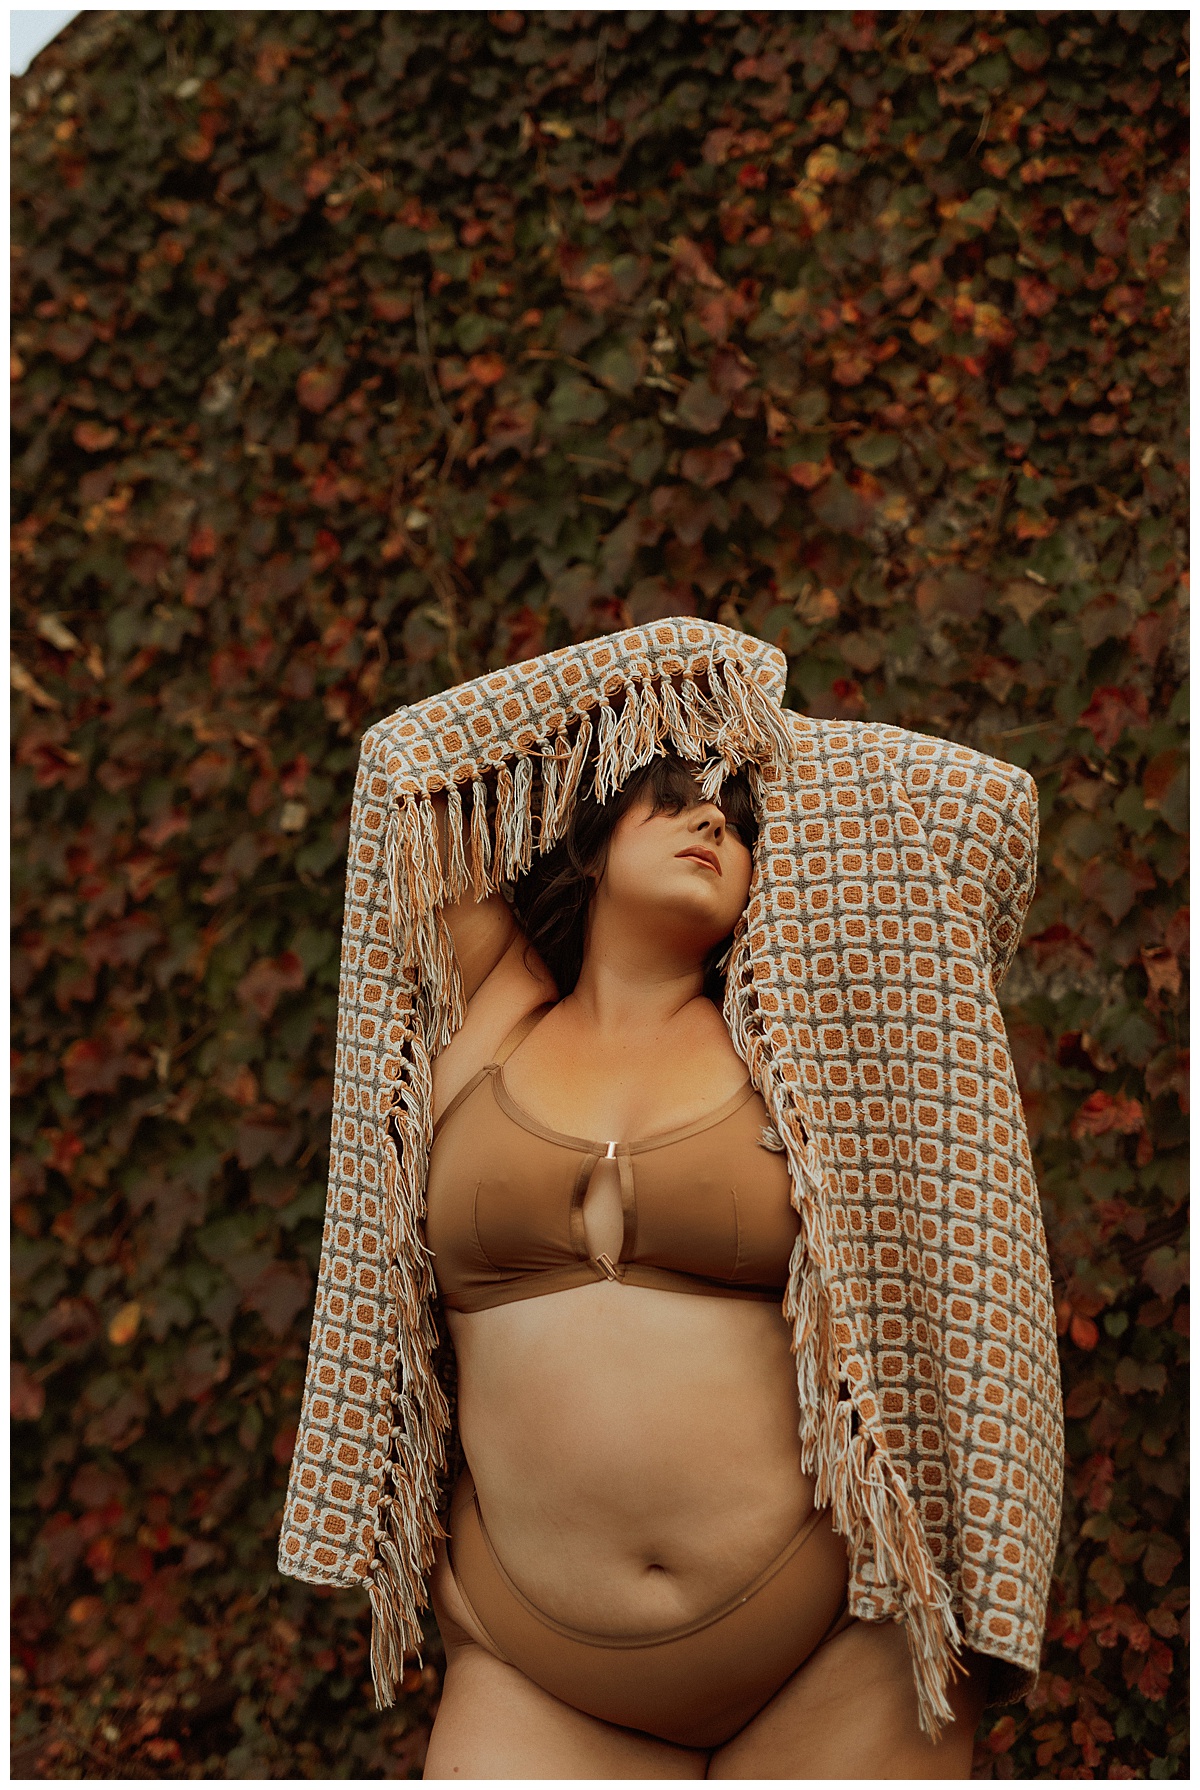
{"left": 445, "top": 1465, "right": 855, "bottom": 1750}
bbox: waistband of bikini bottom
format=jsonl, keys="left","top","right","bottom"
{"left": 451, "top": 1465, "right": 848, "bottom": 1650}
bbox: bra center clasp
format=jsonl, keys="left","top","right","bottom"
{"left": 581, "top": 1142, "right": 627, "bottom": 1271}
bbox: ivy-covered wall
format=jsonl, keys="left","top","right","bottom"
{"left": 12, "top": 10, "right": 1187, "bottom": 1779}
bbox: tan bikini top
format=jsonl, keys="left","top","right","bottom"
{"left": 424, "top": 1003, "right": 799, "bottom": 1313}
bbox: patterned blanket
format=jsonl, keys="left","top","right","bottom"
{"left": 277, "top": 617, "right": 1064, "bottom": 1737}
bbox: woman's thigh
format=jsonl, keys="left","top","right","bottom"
{"left": 423, "top": 1542, "right": 708, "bottom": 1781}
{"left": 707, "top": 1618, "right": 989, "bottom": 1781}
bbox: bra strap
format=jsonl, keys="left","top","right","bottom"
{"left": 432, "top": 1065, "right": 492, "bottom": 1142}
{"left": 493, "top": 1000, "right": 556, "bottom": 1065}
{"left": 432, "top": 1003, "right": 556, "bottom": 1142}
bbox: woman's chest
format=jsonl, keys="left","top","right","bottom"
{"left": 425, "top": 1080, "right": 798, "bottom": 1300}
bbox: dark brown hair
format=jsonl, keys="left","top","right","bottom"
{"left": 508, "top": 750, "right": 760, "bottom": 1002}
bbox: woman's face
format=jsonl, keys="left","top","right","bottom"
{"left": 594, "top": 786, "right": 754, "bottom": 957}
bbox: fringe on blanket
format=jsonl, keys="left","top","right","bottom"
{"left": 380, "top": 652, "right": 795, "bottom": 1056}
{"left": 364, "top": 990, "right": 451, "bottom": 1704}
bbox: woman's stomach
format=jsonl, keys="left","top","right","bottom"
{"left": 446, "top": 1279, "right": 818, "bottom": 1635}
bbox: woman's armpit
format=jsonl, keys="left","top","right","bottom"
{"left": 430, "top": 931, "right": 558, "bottom": 1123}
{"left": 440, "top": 885, "right": 519, "bottom": 1004}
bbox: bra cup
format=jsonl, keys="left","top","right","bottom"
{"left": 474, "top": 1140, "right": 581, "bottom": 1273}
{"left": 734, "top": 1159, "right": 801, "bottom": 1284}
{"left": 632, "top": 1105, "right": 797, "bottom": 1286}
{"left": 734, "top": 1120, "right": 799, "bottom": 1284}
{"left": 425, "top": 1096, "right": 504, "bottom": 1295}
{"left": 629, "top": 1139, "right": 741, "bottom": 1282}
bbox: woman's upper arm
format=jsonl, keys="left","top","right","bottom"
{"left": 431, "top": 791, "right": 518, "bottom": 1002}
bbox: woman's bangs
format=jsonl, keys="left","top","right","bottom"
{"left": 636, "top": 755, "right": 759, "bottom": 846}
{"left": 644, "top": 757, "right": 704, "bottom": 814}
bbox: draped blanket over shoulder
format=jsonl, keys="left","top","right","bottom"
{"left": 277, "top": 618, "right": 1064, "bottom": 1736}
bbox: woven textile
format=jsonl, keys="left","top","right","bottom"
{"left": 277, "top": 618, "right": 1064, "bottom": 1736}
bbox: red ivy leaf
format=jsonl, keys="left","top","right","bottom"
{"left": 984, "top": 1714, "right": 1017, "bottom": 1754}
{"left": 1077, "top": 685, "right": 1150, "bottom": 752}
{"left": 1071, "top": 1091, "right": 1145, "bottom": 1140}
{"left": 242, "top": 1262, "right": 312, "bottom": 1339}
{"left": 679, "top": 437, "right": 744, "bottom": 488}
{"left": 1015, "top": 275, "right": 1059, "bottom": 319}
{"left": 1142, "top": 1247, "right": 1187, "bottom": 1302}
{"left": 465, "top": 352, "right": 506, "bottom": 387}
{"left": 1146, "top": 1532, "right": 1182, "bottom": 1589}
{"left": 188, "top": 524, "right": 218, "bottom": 561}
{"left": 235, "top": 951, "right": 306, "bottom": 1021}
{"left": 831, "top": 351, "right": 874, "bottom": 386}
{"left": 312, "top": 529, "right": 341, "bottom": 572}
{"left": 296, "top": 365, "right": 343, "bottom": 413}
{"left": 62, "top": 1032, "right": 151, "bottom": 1099}
{"left": 12, "top": 1362, "right": 45, "bottom": 1422}
{"left": 1078, "top": 854, "right": 1157, "bottom": 925}
{"left": 304, "top": 160, "right": 337, "bottom": 199}
{"left": 1136, "top": 1638, "right": 1174, "bottom": 1698}
{"left": 80, "top": 913, "right": 162, "bottom": 972}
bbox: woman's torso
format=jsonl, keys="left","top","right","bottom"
{"left": 427, "top": 984, "right": 817, "bottom": 1636}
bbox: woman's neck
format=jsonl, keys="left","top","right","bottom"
{"left": 566, "top": 933, "right": 707, "bottom": 1037}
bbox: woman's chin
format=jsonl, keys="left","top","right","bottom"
{"left": 639, "top": 898, "right": 742, "bottom": 959}
{"left": 667, "top": 864, "right": 747, "bottom": 911}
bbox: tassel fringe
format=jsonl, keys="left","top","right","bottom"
{"left": 384, "top": 653, "right": 800, "bottom": 976}
{"left": 443, "top": 779, "right": 469, "bottom": 902}
{"left": 492, "top": 761, "right": 515, "bottom": 882}
{"left": 552, "top": 710, "right": 593, "bottom": 834}
{"left": 539, "top": 737, "right": 561, "bottom": 852}
{"left": 367, "top": 1009, "right": 453, "bottom": 1705}
{"left": 593, "top": 696, "right": 619, "bottom": 802}
{"left": 469, "top": 775, "right": 491, "bottom": 901}
{"left": 506, "top": 753, "right": 536, "bottom": 880}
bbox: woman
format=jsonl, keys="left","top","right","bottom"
{"left": 421, "top": 749, "right": 988, "bottom": 1778}
{"left": 278, "top": 618, "right": 1063, "bottom": 1781}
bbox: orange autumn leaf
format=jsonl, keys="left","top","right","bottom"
{"left": 1071, "top": 1091, "right": 1146, "bottom": 1139}
{"left": 73, "top": 419, "right": 119, "bottom": 452}
{"left": 107, "top": 1302, "right": 141, "bottom": 1346}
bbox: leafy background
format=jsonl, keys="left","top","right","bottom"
{"left": 11, "top": 9, "right": 1188, "bottom": 1779}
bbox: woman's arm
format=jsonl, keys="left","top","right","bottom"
{"left": 430, "top": 790, "right": 519, "bottom": 1003}
{"left": 428, "top": 791, "right": 557, "bottom": 1113}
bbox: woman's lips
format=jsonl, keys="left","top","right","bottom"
{"left": 676, "top": 848, "right": 721, "bottom": 874}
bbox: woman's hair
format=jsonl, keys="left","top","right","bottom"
{"left": 508, "top": 750, "right": 760, "bottom": 1003}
